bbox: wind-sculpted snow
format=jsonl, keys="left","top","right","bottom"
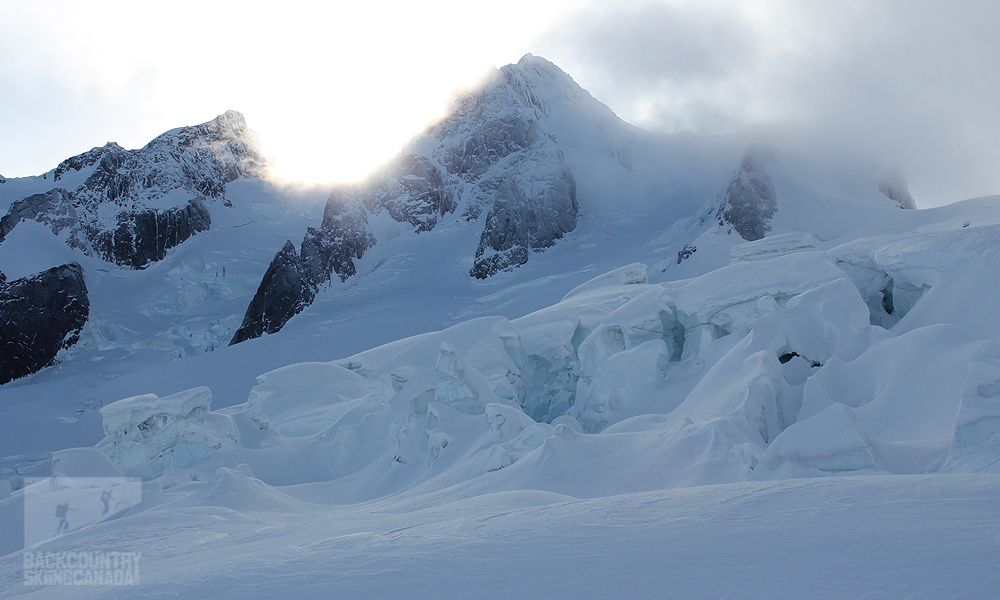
{"left": 730, "top": 232, "right": 816, "bottom": 263}
{"left": 0, "top": 111, "right": 268, "bottom": 268}
{"left": 62, "top": 250, "right": 868, "bottom": 488}
{"left": 91, "top": 229, "right": 1000, "bottom": 502}
{"left": 97, "top": 387, "right": 238, "bottom": 478}
{"left": 0, "top": 263, "right": 89, "bottom": 384}
{"left": 831, "top": 224, "right": 1000, "bottom": 326}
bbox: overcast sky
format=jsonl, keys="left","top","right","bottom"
{"left": 1, "top": 0, "right": 997, "bottom": 207}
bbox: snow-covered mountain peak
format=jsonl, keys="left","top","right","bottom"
{"left": 0, "top": 111, "right": 272, "bottom": 270}
{"left": 52, "top": 142, "right": 126, "bottom": 182}
{"left": 428, "top": 53, "right": 616, "bottom": 146}
{"left": 231, "top": 54, "right": 925, "bottom": 344}
{"left": 512, "top": 52, "right": 614, "bottom": 113}
{"left": 141, "top": 109, "right": 270, "bottom": 184}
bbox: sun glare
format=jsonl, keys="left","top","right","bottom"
{"left": 0, "top": 1, "right": 576, "bottom": 183}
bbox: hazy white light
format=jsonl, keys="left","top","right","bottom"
{"left": 1, "top": 0, "right": 574, "bottom": 182}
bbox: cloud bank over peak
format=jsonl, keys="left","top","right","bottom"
{"left": 535, "top": 0, "right": 1000, "bottom": 207}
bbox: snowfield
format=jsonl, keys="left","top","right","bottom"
{"left": 2, "top": 55, "right": 1000, "bottom": 598}
{"left": 4, "top": 228, "right": 1000, "bottom": 596}
{"left": 2, "top": 474, "right": 998, "bottom": 598}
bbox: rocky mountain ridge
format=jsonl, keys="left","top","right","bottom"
{"left": 236, "top": 55, "right": 782, "bottom": 344}
{"left": 0, "top": 111, "right": 270, "bottom": 383}
{"left": 0, "top": 110, "right": 268, "bottom": 268}
{"left": 0, "top": 263, "right": 89, "bottom": 385}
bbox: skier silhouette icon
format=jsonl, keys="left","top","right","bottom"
{"left": 100, "top": 490, "right": 113, "bottom": 515}
{"left": 55, "top": 502, "right": 78, "bottom": 534}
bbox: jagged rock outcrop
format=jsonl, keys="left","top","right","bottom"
{"left": 229, "top": 242, "right": 316, "bottom": 345}
{"left": 90, "top": 198, "right": 212, "bottom": 268}
{"left": 53, "top": 142, "right": 125, "bottom": 181}
{"left": 377, "top": 154, "right": 455, "bottom": 232}
{"left": 677, "top": 244, "right": 697, "bottom": 264}
{"left": 302, "top": 200, "right": 377, "bottom": 283}
{"left": 1, "top": 263, "right": 89, "bottom": 384}
{"left": 230, "top": 201, "right": 377, "bottom": 345}
{"left": 0, "top": 111, "right": 268, "bottom": 268}
{"left": 231, "top": 56, "right": 583, "bottom": 343}
{"left": 718, "top": 150, "right": 778, "bottom": 241}
{"left": 0, "top": 188, "right": 73, "bottom": 242}
{"left": 470, "top": 149, "right": 578, "bottom": 278}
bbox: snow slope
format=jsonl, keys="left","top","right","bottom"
{"left": 1, "top": 474, "right": 997, "bottom": 598}
{"left": 3, "top": 216, "right": 1000, "bottom": 596}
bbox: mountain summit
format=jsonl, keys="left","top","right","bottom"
{"left": 1, "top": 110, "right": 269, "bottom": 268}
{"left": 230, "top": 55, "right": 909, "bottom": 345}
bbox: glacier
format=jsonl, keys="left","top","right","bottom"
{"left": 1, "top": 54, "right": 999, "bottom": 598}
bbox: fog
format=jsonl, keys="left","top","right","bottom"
{"left": 533, "top": 0, "right": 1000, "bottom": 207}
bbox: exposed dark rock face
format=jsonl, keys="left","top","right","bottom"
{"left": 1, "top": 263, "right": 89, "bottom": 384}
{"left": 53, "top": 142, "right": 125, "bottom": 182}
{"left": 471, "top": 153, "right": 578, "bottom": 278}
{"left": 90, "top": 199, "right": 212, "bottom": 268}
{"left": 677, "top": 244, "right": 697, "bottom": 264}
{"left": 440, "top": 114, "right": 542, "bottom": 179}
{"left": 303, "top": 201, "right": 377, "bottom": 283}
{"left": 230, "top": 242, "right": 316, "bottom": 345}
{"left": 379, "top": 154, "right": 454, "bottom": 232}
{"left": 718, "top": 151, "right": 778, "bottom": 241}
{"left": 0, "top": 111, "right": 268, "bottom": 268}
{"left": 230, "top": 201, "right": 377, "bottom": 345}
{"left": 0, "top": 189, "right": 74, "bottom": 243}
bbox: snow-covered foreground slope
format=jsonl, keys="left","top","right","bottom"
{"left": 1, "top": 474, "right": 997, "bottom": 598}
{"left": 3, "top": 207, "right": 1000, "bottom": 595}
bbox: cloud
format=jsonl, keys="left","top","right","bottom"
{"left": 534, "top": 0, "right": 1000, "bottom": 206}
